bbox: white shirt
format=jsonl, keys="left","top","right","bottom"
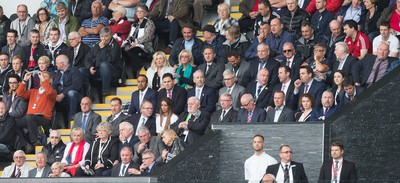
{"left": 35, "top": 167, "right": 44, "bottom": 177}
{"left": 61, "top": 142, "right": 91, "bottom": 169}
{"left": 337, "top": 54, "right": 349, "bottom": 71}
{"left": 244, "top": 151, "right": 278, "bottom": 183}
{"left": 195, "top": 86, "right": 204, "bottom": 99}
{"left": 273, "top": 106, "right": 284, "bottom": 122}
{"left": 139, "top": 87, "right": 148, "bottom": 106}
{"left": 155, "top": 113, "right": 179, "bottom": 133}
{"left": 373, "top": 34, "right": 400, "bottom": 54}
{"left": 331, "top": 158, "right": 343, "bottom": 183}
{"left": 276, "top": 162, "right": 294, "bottom": 183}
{"left": 135, "top": 115, "right": 149, "bottom": 135}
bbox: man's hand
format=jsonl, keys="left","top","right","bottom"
{"left": 129, "top": 168, "right": 141, "bottom": 175}
{"left": 24, "top": 72, "right": 33, "bottom": 81}
{"left": 137, "top": 143, "right": 146, "bottom": 153}
{"left": 167, "top": 15, "right": 175, "bottom": 22}
{"left": 294, "top": 79, "right": 302, "bottom": 90}
{"left": 56, "top": 93, "right": 65, "bottom": 102}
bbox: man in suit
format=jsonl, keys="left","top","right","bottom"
{"left": 67, "top": 31, "right": 90, "bottom": 69}
{"left": 245, "top": 68, "right": 274, "bottom": 109}
{"left": 310, "top": 90, "right": 339, "bottom": 121}
{"left": 249, "top": 43, "right": 280, "bottom": 87}
{"left": 0, "top": 53, "right": 11, "bottom": 98}
{"left": 281, "top": 42, "right": 303, "bottom": 81}
{"left": 273, "top": 66, "right": 295, "bottom": 109}
{"left": 353, "top": 43, "right": 397, "bottom": 87}
{"left": 111, "top": 146, "right": 139, "bottom": 177}
{"left": 106, "top": 97, "right": 129, "bottom": 138}
{"left": 118, "top": 122, "right": 135, "bottom": 151}
{"left": 28, "top": 152, "right": 52, "bottom": 178}
{"left": 225, "top": 50, "right": 251, "bottom": 87}
{"left": 292, "top": 65, "right": 327, "bottom": 109}
{"left": 133, "top": 126, "right": 165, "bottom": 164}
{"left": 210, "top": 93, "right": 238, "bottom": 125}
{"left": 245, "top": 134, "right": 278, "bottom": 182}
{"left": 0, "top": 101, "right": 17, "bottom": 155}
{"left": 129, "top": 100, "right": 157, "bottom": 141}
{"left": 1, "top": 150, "right": 34, "bottom": 178}
{"left": 318, "top": 141, "right": 357, "bottom": 182}
{"left": 197, "top": 46, "right": 224, "bottom": 89}
{"left": 218, "top": 69, "right": 245, "bottom": 111}
{"left": 187, "top": 70, "right": 218, "bottom": 114}
{"left": 331, "top": 42, "right": 358, "bottom": 79}
{"left": 173, "top": 97, "right": 210, "bottom": 146}
{"left": 128, "top": 75, "right": 158, "bottom": 115}
{"left": 265, "top": 91, "right": 295, "bottom": 123}
{"left": 72, "top": 97, "right": 101, "bottom": 143}
{"left": 158, "top": 73, "right": 187, "bottom": 115}
{"left": 131, "top": 149, "right": 162, "bottom": 175}
{"left": 266, "top": 145, "right": 308, "bottom": 183}
{"left": 338, "top": 78, "right": 364, "bottom": 107}
{"left": 238, "top": 93, "right": 266, "bottom": 123}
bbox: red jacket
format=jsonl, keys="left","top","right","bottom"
{"left": 306, "top": 0, "right": 343, "bottom": 15}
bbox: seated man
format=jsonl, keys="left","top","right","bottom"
{"left": 22, "top": 29, "right": 45, "bottom": 71}
{"left": 201, "top": 25, "right": 226, "bottom": 61}
{"left": 133, "top": 126, "right": 164, "bottom": 164}
{"left": 129, "top": 100, "right": 157, "bottom": 142}
{"left": 272, "top": 66, "right": 296, "bottom": 109}
{"left": 16, "top": 71, "right": 57, "bottom": 147}
{"left": 225, "top": 51, "right": 251, "bottom": 87}
{"left": 237, "top": 93, "right": 266, "bottom": 123}
{"left": 44, "top": 28, "right": 69, "bottom": 66}
{"left": 82, "top": 27, "right": 121, "bottom": 96}
{"left": 0, "top": 101, "right": 17, "bottom": 156}
{"left": 218, "top": 69, "right": 245, "bottom": 111}
{"left": 295, "top": 22, "right": 320, "bottom": 61}
{"left": 118, "top": 122, "right": 135, "bottom": 151}
{"left": 248, "top": 43, "right": 280, "bottom": 87}
{"left": 343, "top": 20, "right": 371, "bottom": 60}
{"left": 220, "top": 26, "right": 250, "bottom": 64}
{"left": 280, "top": 43, "right": 303, "bottom": 81}
{"left": 4, "top": 55, "right": 30, "bottom": 92}
{"left": 106, "top": 97, "right": 129, "bottom": 138}
{"left": 265, "top": 91, "right": 295, "bottom": 123}
{"left": 245, "top": 23, "right": 271, "bottom": 61}
{"left": 0, "top": 6, "right": 10, "bottom": 48}
{"left": 372, "top": 22, "right": 400, "bottom": 58}
{"left": 265, "top": 18, "right": 294, "bottom": 60}
{"left": 27, "top": 152, "right": 52, "bottom": 178}
{"left": 66, "top": 31, "right": 91, "bottom": 69}
{"left": 245, "top": 68, "right": 274, "bottom": 109}
{"left": 53, "top": 54, "right": 83, "bottom": 124}
{"left": 338, "top": 78, "right": 364, "bottom": 107}
{"left": 210, "top": 93, "right": 238, "bottom": 124}
{"left": 197, "top": 47, "right": 224, "bottom": 89}
{"left": 78, "top": 0, "right": 109, "bottom": 47}
{"left": 111, "top": 146, "right": 139, "bottom": 177}
{"left": 187, "top": 70, "right": 218, "bottom": 114}
{"left": 310, "top": 90, "right": 339, "bottom": 121}
{"left": 41, "top": 130, "right": 66, "bottom": 166}
{"left": 2, "top": 74, "right": 27, "bottom": 119}
{"left": 128, "top": 75, "right": 158, "bottom": 115}
{"left": 158, "top": 73, "right": 187, "bottom": 115}
{"left": 131, "top": 149, "right": 161, "bottom": 175}
{"left": 1, "top": 150, "right": 34, "bottom": 178}
{"left": 281, "top": 0, "right": 310, "bottom": 39}
{"left": 172, "top": 97, "right": 210, "bottom": 147}
{"left": 10, "top": 4, "right": 35, "bottom": 47}
{"left": 72, "top": 97, "right": 102, "bottom": 143}
{"left": 1, "top": 29, "right": 25, "bottom": 62}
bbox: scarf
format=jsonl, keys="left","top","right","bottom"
{"left": 175, "top": 64, "right": 193, "bottom": 90}
{"left": 65, "top": 140, "right": 86, "bottom": 176}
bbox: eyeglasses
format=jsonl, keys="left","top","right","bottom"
{"left": 50, "top": 136, "right": 60, "bottom": 139}
{"left": 281, "top": 151, "right": 293, "bottom": 154}
{"left": 314, "top": 49, "right": 325, "bottom": 52}
{"left": 14, "top": 156, "right": 25, "bottom": 159}
{"left": 283, "top": 49, "right": 292, "bottom": 53}
{"left": 38, "top": 13, "right": 47, "bottom": 16}
{"left": 241, "top": 100, "right": 253, "bottom": 107}
{"left": 223, "top": 77, "right": 234, "bottom": 81}
{"left": 142, "top": 107, "right": 153, "bottom": 110}
{"left": 9, "top": 82, "right": 19, "bottom": 85}
{"left": 68, "top": 37, "right": 77, "bottom": 41}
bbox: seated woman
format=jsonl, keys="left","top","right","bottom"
{"left": 49, "top": 162, "right": 71, "bottom": 177}
{"left": 303, "top": 43, "right": 333, "bottom": 82}
{"left": 213, "top": 3, "right": 238, "bottom": 36}
{"left": 160, "top": 129, "right": 185, "bottom": 163}
{"left": 156, "top": 97, "right": 179, "bottom": 135}
{"left": 61, "top": 127, "right": 90, "bottom": 176}
{"left": 220, "top": 26, "right": 250, "bottom": 63}
{"left": 108, "top": 6, "right": 131, "bottom": 46}
{"left": 173, "top": 50, "right": 196, "bottom": 90}
{"left": 122, "top": 3, "right": 155, "bottom": 78}
{"left": 146, "top": 51, "right": 175, "bottom": 91}
{"left": 331, "top": 70, "right": 346, "bottom": 105}
{"left": 108, "top": 0, "right": 139, "bottom": 22}
{"left": 83, "top": 122, "right": 119, "bottom": 176}
{"left": 34, "top": 7, "right": 55, "bottom": 45}
{"left": 295, "top": 93, "right": 316, "bottom": 122}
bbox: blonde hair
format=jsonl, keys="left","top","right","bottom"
{"left": 178, "top": 50, "right": 195, "bottom": 67}
{"left": 150, "top": 51, "right": 170, "bottom": 69}
{"left": 161, "top": 129, "right": 179, "bottom": 145}
{"left": 71, "top": 127, "right": 84, "bottom": 140}
{"left": 217, "top": 3, "right": 231, "bottom": 14}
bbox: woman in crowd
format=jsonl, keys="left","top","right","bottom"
{"left": 123, "top": 3, "right": 155, "bottom": 78}
{"left": 213, "top": 3, "right": 238, "bottom": 36}
{"left": 174, "top": 50, "right": 196, "bottom": 90}
{"left": 34, "top": 7, "right": 55, "bottom": 45}
{"left": 295, "top": 93, "right": 316, "bottom": 122}
{"left": 146, "top": 51, "right": 175, "bottom": 91}
{"left": 331, "top": 70, "right": 346, "bottom": 105}
{"left": 49, "top": 162, "right": 71, "bottom": 177}
{"left": 156, "top": 97, "right": 179, "bottom": 135}
{"left": 108, "top": 6, "right": 131, "bottom": 46}
{"left": 83, "top": 122, "right": 119, "bottom": 176}
{"left": 108, "top": 0, "right": 138, "bottom": 22}
{"left": 160, "top": 129, "right": 185, "bottom": 163}
{"left": 61, "top": 127, "right": 90, "bottom": 177}
{"left": 363, "top": 0, "right": 381, "bottom": 41}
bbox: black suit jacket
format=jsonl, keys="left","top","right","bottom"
{"left": 281, "top": 55, "right": 304, "bottom": 80}
{"left": 198, "top": 61, "right": 224, "bottom": 89}
{"left": 245, "top": 82, "right": 273, "bottom": 109}
{"left": 318, "top": 159, "right": 357, "bottom": 183}
{"left": 266, "top": 161, "right": 308, "bottom": 183}
{"left": 238, "top": 107, "right": 266, "bottom": 123}
{"left": 22, "top": 44, "right": 45, "bottom": 67}
{"left": 292, "top": 80, "right": 327, "bottom": 109}
{"left": 337, "top": 86, "right": 364, "bottom": 107}
{"left": 265, "top": 106, "right": 295, "bottom": 123}
{"left": 272, "top": 80, "right": 296, "bottom": 109}
{"left": 129, "top": 113, "right": 157, "bottom": 137}
{"left": 353, "top": 54, "right": 397, "bottom": 86}
{"left": 158, "top": 86, "right": 187, "bottom": 115}
{"left": 172, "top": 111, "right": 210, "bottom": 146}
{"left": 110, "top": 161, "right": 139, "bottom": 177}
{"left": 187, "top": 85, "right": 218, "bottom": 113}
{"left": 67, "top": 43, "right": 91, "bottom": 68}
{"left": 128, "top": 87, "right": 158, "bottom": 115}
{"left": 249, "top": 57, "right": 280, "bottom": 87}
{"left": 331, "top": 55, "right": 358, "bottom": 78}
{"left": 52, "top": 64, "right": 84, "bottom": 95}
{"left": 210, "top": 108, "right": 238, "bottom": 124}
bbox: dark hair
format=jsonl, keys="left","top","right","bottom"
{"left": 159, "top": 97, "right": 174, "bottom": 131}
{"left": 36, "top": 7, "right": 50, "bottom": 23}
{"left": 110, "top": 97, "right": 122, "bottom": 105}
{"left": 253, "top": 134, "right": 264, "bottom": 141}
{"left": 7, "top": 29, "right": 18, "bottom": 37}
{"left": 342, "top": 78, "right": 355, "bottom": 87}
{"left": 182, "top": 23, "right": 196, "bottom": 33}
{"left": 227, "top": 50, "right": 241, "bottom": 59}
{"left": 333, "top": 70, "right": 346, "bottom": 86}
{"left": 379, "top": 21, "right": 390, "bottom": 29}
{"left": 300, "top": 65, "right": 313, "bottom": 75}
{"left": 8, "top": 74, "right": 21, "bottom": 82}
{"left": 331, "top": 141, "right": 344, "bottom": 151}
{"left": 274, "top": 90, "right": 285, "bottom": 99}
{"left": 203, "top": 46, "right": 215, "bottom": 53}
{"left": 136, "top": 3, "right": 149, "bottom": 12}
{"left": 343, "top": 20, "right": 358, "bottom": 30}
{"left": 298, "top": 93, "right": 316, "bottom": 110}
{"left": 259, "top": 0, "right": 272, "bottom": 12}
{"left": 162, "top": 73, "right": 174, "bottom": 80}
{"left": 279, "top": 145, "right": 291, "bottom": 152}
{"left": 301, "top": 21, "right": 313, "bottom": 29}
{"left": 279, "top": 65, "right": 292, "bottom": 76}
{"left": 137, "top": 74, "right": 148, "bottom": 82}
{"left": 49, "top": 27, "right": 60, "bottom": 35}
{"left": 0, "top": 52, "right": 9, "bottom": 57}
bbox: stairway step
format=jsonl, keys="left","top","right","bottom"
{"left": 93, "top": 103, "right": 110, "bottom": 111}
{"left": 231, "top": 5, "right": 239, "bottom": 12}
{"left": 60, "top": 129, "right": 71, "bottom": 136}
{"left": 117, "top": 86, "right": 137, "bottom": 96}
{"left": 125, "top": 79, "right": 138, "bottom": 86}
{"left": 35, "top": 146, "right": 43, "bottom": 154}
{"left": 97, "top": 111, "right": 113, "bottom": 121}
{"left": 230, "top": 12, "right": 242, "bottom": 19}
{"left": 26, "top": 154, "right": 36, "bottom": 161}
{"left": 26, "top": 161, "right": 36, "bottom": 167}
{"left": 104, "top": 95, "right": 131, "bottom": 104}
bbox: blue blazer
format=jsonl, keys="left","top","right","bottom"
{"left": 292, "top": 80, "right": 327, "bottom": 109}
{"left": 310, "top": 105, "right": 339, "bottom": 121}
{"left": 128, "top": 88, "right": 158, "bottom": 115}
{"left": 187, "top": 85, "right": 218, "bottom": 114}
{"left": 238, "top": 107, "right": 266, "bottom": 123}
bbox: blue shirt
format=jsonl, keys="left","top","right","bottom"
{"left": 266, "top": 30, "right": 294, "bottom": 60}
{"left": 81, "top": 16, "right": 109, "bottom": 47}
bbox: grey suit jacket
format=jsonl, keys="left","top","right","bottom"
{"left": 198, "top": 61, "right": 225, "bottom": 89}
{"left": 106, "top": 113, "right": 130, "bottom": 137}
{"left": 28, "top": 165, "right": 52, "bottom": 178}
{"left": 133, "top": 136, "right": 165, "bottom": 165}
{"left": 218, "top": 84, "right": 245, "bottom": 111}
{"left": 265, "top": 106, "right": 295, "bottom": 123}
{"left": 110, "top": 161, "right": 139, "bottom": 177}
{"left": 72, "top": 111, "right": 102, "bottom": 143}
{"left": 225, "top": 61, "right": 251, "bottom": 87}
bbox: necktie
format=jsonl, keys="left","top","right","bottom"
{"left": 139, "top": 91, "right": 144, "bottom": 106}
{"left": 16, "top": 168, "right": 21, "bottom": 178}
{"left": 304, "top": 84, "right": 309, "bottom": 93}
{"left": 196, "top": 88, "right": 201, "bottom": 99}
{"left": 372, "top": 60, "right": 383, "bottom": 83}
{"left": 206, "top": 64, "right": 210, "bottom": 74}
{"left": 281, "top": 84, "right": 286, "bottom": 92}
{"left": 226, "top": 88, "right": 231, "bottom": 94}
{"left": 141, "top": 118, "right": 146, "bottom": 126}
{"left": 167, "top": 90, "right": 172, "bottom": 99}
{"left": 81, "top": 114, "right": 87, "bottom": 132}
{"left": 247, "top": 111, "right": 253, "bottom": 123}
{"left": 60, "top": 71, "right": 64, "bottom": 86}
{"left": 110, "top": 114, "right": 115, "bottom": 122}
{"left": 284, "top": 164, "right": 289, "bottom": 183}
{"left": 324, "top": 108, "right": 329, "bottom": 116}
{"left": 220, "top": 110, "right": 226, "bottom": 122}
{"left": 257, "top": 85, "right": 263, "bottom": 97}
{"left": 120, "top": 165, "right": 126, "bottom": 176}
{"left": 287, "top": 60, "right": 291, "bottom": 67}
{"left": 73, "top": 47, "right": 78, "bottom": 64}
{"left": 334, "top": 160, "right": 339, "bottom": 182}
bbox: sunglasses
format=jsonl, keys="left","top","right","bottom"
{"left": 283, "top": 49, "right": 292, "bottom": 53}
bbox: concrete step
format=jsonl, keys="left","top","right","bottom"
{"left": 125, "top": 79, "right": 138, "bottom": 86}
{"left": 231, "top": 5, "right": 239, "bottom": 12}
{"left": 26, "top": 154, "right": 36, "bottom": 161}
{"left": 26, "top": 161, "right": 36, "bottom": 167}
{"left": 35, "top": 146, "right": 43, "bottom": 154}
{"left": 97, "top": 111, "right": 112, "bottom": 121}
{"left": 93, "top": 103, "right": 111, "bottom": 111}
{"left": 104, "top": 95, "right": 131, "bottom": 104}
{"left": 230, "top": 12, "right": 242, "bottom": 19}
{"left": 117, "top": 86, "right": 137, "bottom": 96}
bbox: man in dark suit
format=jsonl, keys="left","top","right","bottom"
{"left": 3, "top": 74, "right": 27, "bottom": 119}
{"left": 245, "top": 68, "right": 274, "bottom": 109}
{"left": 318, "top": 141, "right": 357, "bottom": 183}
{"left": 128, "top": 75, "right": 158, "bottom": 115}
{"left": 266, "top": 145, "right": 308, "bottom": 183}
{"left": 353, "top": 43, "right": 397, "bottom": 87}
{"left": 218, "top": 69, "right": 245, "bottom": 111}
{"left": 129, "top": 100, "right": 157, "bottom": 140}
{"left": 72, "top": 97, "right": 101, "bottom": 143}
{"left": 249, "top": 43, "right": 280, "bottom": 87}
{"left": 238, "top": 93, "right": 266, "bottom": 123}
{"left": 331, "top": 42, "right": 358, "bottom": 79}
{"left": 197, "top": 46, "right": 224, "bottom": 89}
{"left": 187, "top": 70, "right": 218, "bottom": 114}
{"left": 106, "top": 97, "right": 129, "bottom": 138}
{"left": 337, "top": 78, "right": 364, "bottom": 107}
{"left": 265, "top": 91, "right": 295, "bottom": 123}
{"left": 158, "top": 73, "right": 187, "bottom": 115}
{"left": 172, "top": 97, "right": 210, "bottom": 146}
{"left": 292, "top": 65, "right": 327, "bottom": 109}
{"left": 225, "top": 51, "right": 251, "bottom": 87}
{"left": 111, "top": 146, "right": 139, "bottom": 177}
{"left": 131, "top": 149, "right": 162, "bottom": 175}
{"left": 67, "top": 31, "right": 90, "bottom": 69}
{"left": 281, "top": 42, "right": 303, "bottom": 81}
{"left": 210, "top": 93, "right": 238, "bottom": 125}
{"left": 273, "top": 66, "right": 296, "bottom": 109}
{"left": 118, "top": 122, "right": 135, "bottom": 151}
{"left": 28, "top": 152, "right": 52, "bottom": 178}
{"left": 133, "top": 126, "right": 165, "bottom": 164}
{"left": 310, "top": 90, "right": 339, "bottom": 121}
